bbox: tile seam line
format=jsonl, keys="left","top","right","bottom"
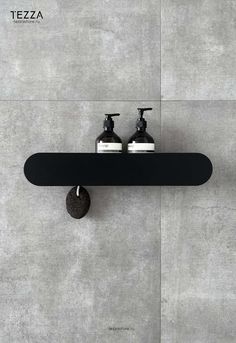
{"left": 0, "top": 99, "right": 161, "bottom": 102}
{"left": 0, "top": 99, "right": 235, "bottom": 102}
{"left": 160, "top": 99, "right": 236, "bottom": 102}
{"left": 160, "top": 0, "right": 162, "bottom": 340}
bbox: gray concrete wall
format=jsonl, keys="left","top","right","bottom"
{"left": 0, "top": 1, "right": 235, "bottom": 342}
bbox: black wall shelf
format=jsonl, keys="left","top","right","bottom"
{"left": 24, "top": 153, "right": 213, "bottom": 186}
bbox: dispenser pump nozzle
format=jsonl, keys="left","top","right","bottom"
{"left": 136, "top": 108, "right": 152, "bottom": 130}
{"left": 104, "top": 113, "right": 120, "bottom": 130}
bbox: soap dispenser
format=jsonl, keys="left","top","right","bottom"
{"left": 128, "top": 108, "right": 155, "bottom": 153}
{"left": 96, "top": 113, "right": 122, "bottom": 153}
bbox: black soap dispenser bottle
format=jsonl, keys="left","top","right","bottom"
{"left": 96, "top": 113, "right": 123, "bottom": 153}
{"left": 128, "top": 108, "right": 155, "bottom": 153}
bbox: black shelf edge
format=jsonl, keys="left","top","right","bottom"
{"left": 24, "top": 153, "right": 213, "bottom": 186}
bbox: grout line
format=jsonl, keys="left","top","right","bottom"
{"left": 0, "top": 99, "right": 161, "bottom": 102}
{"left": 159, "top": 118, "right": 163, "bottom": 340}
{"left": 160, "top": 4, "right": 162, "bottom": 342}
{"left": 160, "top": 99, "right": 236, "bottom": 102}
{"left": 0, "top": 99, "right": 235, "bottom": 102}
{"left": 160, "top": 0, "right": 162, "bottom": 341}
{"left": 160, "top": 2, "right": 162, "bottom": 103}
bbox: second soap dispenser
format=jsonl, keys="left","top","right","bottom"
{"left": 96, "top": 113, "right": 122, "bottom": 153}
{"left": 128, "top": 108, "right": 155, "bottom": 153}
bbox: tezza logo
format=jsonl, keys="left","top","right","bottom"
{"left": 10, "top": 11, "right": 43, "bottom": 20}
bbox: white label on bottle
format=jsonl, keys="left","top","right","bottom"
{"left": 97, "top": 142, "right": 122, "bottom": 153}
{"left": 128, "top": 143, "right": 155, "bottom": 152}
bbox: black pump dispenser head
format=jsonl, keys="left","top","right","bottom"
{"left": 136, "top": 108, "right": 152, "bottom": 130}
{"left": 104, "top": 113, "right": 120, "bottom": 130}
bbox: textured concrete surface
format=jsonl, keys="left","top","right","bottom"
{"left": 162, "top": 0, "right": 236, "bottom": 100}
{"left": 161, "top": 101, "right": 236, "bottom": 343}
{"left": 1, "top": 0, "right": 236, "bottom": 342}
{"left": 0, "top": 0, "right": 160, "bottom": 100}
{"left": 0, "top": 101, "right": 160, "bottom": 343}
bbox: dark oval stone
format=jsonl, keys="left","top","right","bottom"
{"left": 66, "top": 186, "right": 90, "bottom": 219}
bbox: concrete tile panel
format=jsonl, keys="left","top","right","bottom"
{"left": 0, "top": 100, "right": 161, "bottom": 343}
{"left": 161, "top": 0, "right": 236, "bottom": 100}
{"left": 0, "top": 0, "right": 160, "bottom": 100}
{"left": 161, "top": 101, "right": 236, "bottom": 343}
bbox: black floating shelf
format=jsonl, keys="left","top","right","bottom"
{"left": 24, "top": 153, "right": 213, "bottom": 186}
